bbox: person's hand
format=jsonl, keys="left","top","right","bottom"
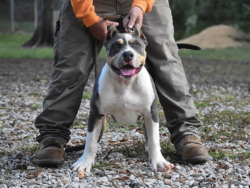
{"left": 123, "top": 6, "right": 143, "bottom": 32}
{"left": 88, "top": 18, "right": 119, "bottom": 41}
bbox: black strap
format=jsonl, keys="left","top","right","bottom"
{"left": 177, "top": 43, "right": 201, "bottom": 50}
{"left": 55, "top": 20, "right": 60, "bottom": 37}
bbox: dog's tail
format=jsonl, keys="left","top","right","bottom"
{"left": 177, "top": 43, "right": 201, "bottom": 50}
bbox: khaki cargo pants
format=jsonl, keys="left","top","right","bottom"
{"left": 35, "top": 0, "right": 202, "bottom": 145}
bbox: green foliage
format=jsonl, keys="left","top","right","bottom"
{"left": 82, "top": 92, "right": 92, "bottom": 100}
{"left": 93, "top": 162, "right": 114, "bottom": 168}
{"left": 0, "top": 33, "right": 53, "bottom": 58}
{"left": 209, "top": 150, "right": 226, "bottom": 159}
{"left": 179, "top": 48, "right": 250, "bottom": 61}
{"left": 21, "top": 144, "right": 39, "bottom": 153}
{"left": 0, "top": 33, "right": 107, "bottom": 59}
{"left": 169, "top": 0, "right": 250, "bottom": 40}
{"left": 32, "top": 104, "right": 42, "bottom": 109}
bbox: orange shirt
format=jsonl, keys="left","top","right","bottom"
{"left": 71, "top": 0, "right": 155, "bottom": 27}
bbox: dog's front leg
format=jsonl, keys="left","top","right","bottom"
{"left": 143, "top": 114, "right": 174, "bottom": 173}
{"left": 71, "top": 112, "right": 104, "bottom": 172}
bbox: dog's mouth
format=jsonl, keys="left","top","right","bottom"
{"left": 111, "top": 64, "right": 143, "bottom": 78}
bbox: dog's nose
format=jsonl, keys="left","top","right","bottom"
{"left": 122, "top": 51, "right": 134, "bottom": 63}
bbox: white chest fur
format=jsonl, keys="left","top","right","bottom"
{"left": 98, "top": 64, "right": 155, "bottom": 125}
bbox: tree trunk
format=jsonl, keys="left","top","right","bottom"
{"left": 22, "top": 0, "right": 54, "bottom": 47}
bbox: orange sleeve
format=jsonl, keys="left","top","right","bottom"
{"left": 131, "top": 0, "right": 156, "bottom": 13}
{"left": 70, "top": 0, "right": 99, "bottom": 27}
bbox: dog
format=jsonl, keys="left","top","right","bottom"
{"left": 71, "top": 25, "right": 174, "bottom": 173}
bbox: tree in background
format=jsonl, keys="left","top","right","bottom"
{"left": 22, "top": 0, "right": 54, "bottom": 47}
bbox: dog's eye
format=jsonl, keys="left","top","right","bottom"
{"left": 135, "top": 43, "right": 140, "bottom": 47}
{"left": 113, "top": 44, "right": 120, "bottom": 48}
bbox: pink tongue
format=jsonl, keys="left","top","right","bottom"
{"left": 120, "top": 67, "right": 136, "bottom": 76}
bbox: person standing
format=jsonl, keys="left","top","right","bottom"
{"left": 36, "top": 0, "right": 209, "bottom": 167}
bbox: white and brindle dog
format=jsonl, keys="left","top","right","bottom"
{"left": 72, "top": 25, "right": 174, "bottom": 173}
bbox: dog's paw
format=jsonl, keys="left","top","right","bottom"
{"left": 71, "top": 155, "right": 94, "bottom": 172}
{"left": 150, "top": 155, "right": 174, "bottom": 173}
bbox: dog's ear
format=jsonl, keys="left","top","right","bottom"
{"left": 104, "top": 26, "right": 118, "bottom": 47}
{"left": 134, "top": 25, "right": 148, "bottom": 46}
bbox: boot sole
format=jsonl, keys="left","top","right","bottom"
{"left": 37, "top": 159, "right": 64, "bottom": 167}
{"left": 177, "top": 152, "right": 210, "bottom": 164}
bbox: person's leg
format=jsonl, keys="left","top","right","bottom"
{"left": 140, "top": 0, "right": 200, "bottom": 144}
{"left": 140, "top": 0, "right": 209, "bottom": 163}
{"left": 35, "top": 0, "right": 116, "bottom": 166}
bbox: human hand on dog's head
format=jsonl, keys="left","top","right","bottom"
{"left": 88, "top": 17, "right": 119, "bottom": 41}
{"left": 123, "top": 6, "right": 143, "bottom": 33}
{"left": 104, "top": 25, "right": 147, "bottom": 47}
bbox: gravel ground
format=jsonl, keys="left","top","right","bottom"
{"left": 0, "top": 58, "right": 250, "bottom": 188}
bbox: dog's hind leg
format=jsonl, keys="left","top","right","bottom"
{"left": 71, "top": 112, "right": 104, "bottom": 172}
{"left": 98, "top": 116, "right": 107, "bottom": 142}
{"left": 142, "top": 121, "right": 148, "bottom": 151}
{"left": 143, "top": 114, "right": 174, "bottom": 173}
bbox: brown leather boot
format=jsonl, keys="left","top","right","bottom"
{"left": 175, "top": 135, "right": 209, "bottom": 164}
{"left": 37, "top": 137, "right": 65, "bottom": 167}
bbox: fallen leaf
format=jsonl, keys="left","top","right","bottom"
{"left": 27, "top": 169, "right": 42, "bottom": 179}
{"left": 223, "top": 146, "right": 236, "bottom": 149}
{"left": 239, "top": 156, "right": 244, "bottom": 161}
{"left": 165, "top": 180, "right": 172, "bottom": 185}
{"left": 219, "top": 136, "right": 227, "bottom": 139}
{"left": 216, "top": 162, "right": 229, "bottom": 169}
{"left": 112, "top": 164, "right": 121, "bottom": 168}
{"left": 115, "top": 176, "right": 129, "bottom": 181}
{"left": 163, "top": 173, "right": 172, "bottom": 179}
{"left": 112, "top": 180, "right": 118, "bottom": 188}
{"left": 117, "top": 169, "right": 127, "bottom": 174}
{"left": 179, "top": 176, "right": 185, "bottom": 183}
{"left": 77, "top": 170, "right": 85, "bottom": 178}
{"left": 118, "top": 138, "right": 128, "bottom": 142}
{"left": 78, "top": 132, "right": 87, "bottom": 136}
{"left": 104, "top": 141, "right": 119, "bottom": 146}
{"left": 126, "top": 169, "right": 134, "bottom": 175}
{"left": 136, "top": 131, "right": 143, "bottom": 134}
{"left": 206, "top": 178, "right": 214, "bottom": 182}
{"left": 49, "top": 169, "right": 56, "bottom": 173}
{"left": 103, "top": 149, "right": 113, "bottom": 160}
{"left": 128, "top": 160, "right": 136, "bottom": 164}
{"left": 238, "top": 141, "right": 244, "bottom": 148}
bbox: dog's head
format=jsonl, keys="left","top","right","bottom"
{"left": 104, "top": 25, "right": 148, "bottom": 80}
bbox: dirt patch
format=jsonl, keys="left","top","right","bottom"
{"left": 178, "top": 25, "right": 250, "bottom": 49}
{"left": 0, "top": 58, "right": 249, "bottom": 89}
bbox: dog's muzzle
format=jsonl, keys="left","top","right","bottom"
{"left": 112, "top": 64, "right": 143, "bottom": 78}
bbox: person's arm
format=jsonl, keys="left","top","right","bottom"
{"left": 131, "top": 0, "right": 156, "bottom": 13}
{"left": 71, "top": 0, "right": 99, "bottom": 27}
{"left": 123, "top": 0, "right": 156, "bottom": 30}
{"left": 70, "top": 0, "right": 119, "bottom": 41}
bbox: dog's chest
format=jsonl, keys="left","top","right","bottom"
{"left": 98, "top": 65, "right": 155, "bottom": 125}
